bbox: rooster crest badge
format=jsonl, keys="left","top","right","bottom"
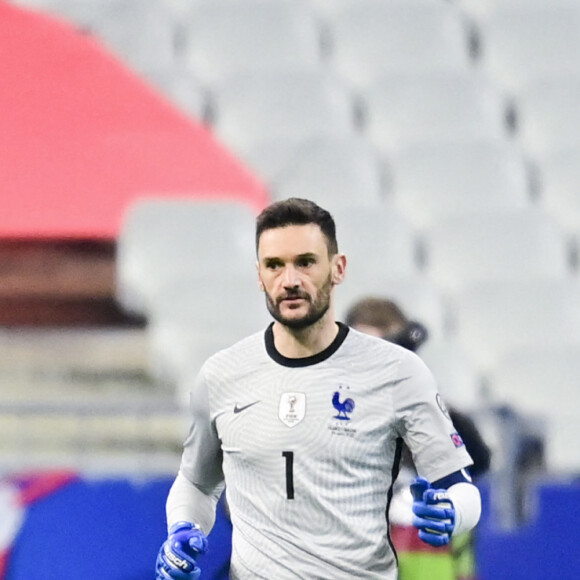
{"left": 332, "top": 388, "right": 355, "bottom": 420}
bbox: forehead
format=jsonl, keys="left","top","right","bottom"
{"left": 257, "top": 224, "right": 328, "bottom": 259}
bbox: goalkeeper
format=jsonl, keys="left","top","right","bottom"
{"left": 155, "top": 198, "right": 481, "bottom": 579}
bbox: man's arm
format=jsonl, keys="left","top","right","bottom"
{"left": 156, "top": 363, "right": 225, "bottom": 579}
{"left": 166, "top": 470, "right": 223, "bottom": 535}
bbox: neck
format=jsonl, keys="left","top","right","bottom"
{"left": 272, "top": 310, "right": 339, "bottom": 358}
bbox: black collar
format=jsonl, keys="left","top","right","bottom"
{"left": 265, "top": 322, "right": 349, "bottom": 368}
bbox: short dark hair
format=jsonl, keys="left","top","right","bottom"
{"left": 345, "top": 297, "right": 408, "bottom": 335}
{"left": 255, "top": 197, "right": 338, "bottom": 255}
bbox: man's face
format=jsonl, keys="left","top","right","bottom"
{"left": 257, "top": 224, "right": 345, "bottom": 329}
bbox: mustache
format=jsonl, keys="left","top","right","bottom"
{"left": 277, "top": 289, "right": 311, "bottom": 304}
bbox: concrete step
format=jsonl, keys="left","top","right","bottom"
{"left": 0, "top": 327, "right": 150, "bottom": 375}
{"left": 0, "top": 407, "right": 189, "bottom": 460}
{"left": 0, "top": 325, "right": 189, "bottom": 473}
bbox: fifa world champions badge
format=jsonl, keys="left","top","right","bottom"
{"left": 279, "top": 392, "right": 306, "bottom": 427}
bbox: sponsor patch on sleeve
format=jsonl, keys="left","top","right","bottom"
{"left": 450, "top": 432, "right": 465, "bottom": 448}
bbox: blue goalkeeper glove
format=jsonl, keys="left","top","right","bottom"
{"left": 155, "top": 521, "right": 208, "bottom": 580}
{"left": 411, "top": 477, "right": 455, "bottom": 547}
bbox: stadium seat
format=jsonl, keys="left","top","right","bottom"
{"left": 163, "top": 0, "right": 198, "bottom": 19}
{"left": 142, "top": 66, "right": 207, "bottom": 120}
{"left": 516, "top": 76, "right": 580, "bottom": 158}
{"left": 490, "top": 344, "right": 580, "bottom": 474}
{"left": 362, "top": 71, "right": 510, "bottom": 154}
{"left": 423, "top": 208, "right": 571, "bottom": 292}
{"left": 211, "top": 70, "right": 357, "bottom": 162}
{"left": 115, "top": 198, "right": 257, "bottom": 317}
{"left": 16, "top": 0, "right": 178, "bottom": 74}
{"left": 326, "top": 0, "right": 472, "bottom": 88}
{"left": 419, "top": 338, "right": 485, "bottom": 410}
{"left": 270, "top": 136, "right": 387, "bottom": 211}
{"left": 83, "top": 0, "right": 177, "bottom": 74}
{"left": 451, "top": 278, "right": 580, "bottom": 371}
{"left": 458, "top": 0, "right": 577, "bottom": 20}
{"left": 538, "top": 147, "right": 580, "bottom": 234}
{"left": 181, "top": 0, "right": 322, "bottom": 86}
{"left": 390, "top": 140, "right": 532, "bottom": 229}
{"left": 332, "top": 203, "right": 420, "bottom": 283}
{"left": 331, "top": 204, "right": 440, "bottom": 328}
{"left": 477, "top": 3, "right": 580, "bottom": 92}
{"left": 20, "top": 0, "right": 105, "bottom": 28}
{"left": 147, "top": 274, "right": 270, "bottom": 392}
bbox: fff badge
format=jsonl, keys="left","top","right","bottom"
{"left": 279, "top": 392, "right": 306, "bottom": 427}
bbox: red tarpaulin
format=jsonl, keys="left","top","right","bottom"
{"left": 0, "top": 2, "right": 268, "bottom": 240}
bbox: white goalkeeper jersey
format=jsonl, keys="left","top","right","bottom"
{"left": 179, "top": 323, "right": 473, "bottom": 580}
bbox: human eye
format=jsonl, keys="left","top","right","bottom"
{"left": 296, "top": 255, "right": 316, "bottom": 268}
{"left": 265, "top": 258, "right": 283, "bottom": 270}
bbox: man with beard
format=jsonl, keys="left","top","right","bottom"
{"left": 155, "top": 198, "right": 482, "bottom": 580}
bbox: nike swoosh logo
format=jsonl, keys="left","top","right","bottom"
{"left": 233, "top": 401, "right": 261, "bottom": 414}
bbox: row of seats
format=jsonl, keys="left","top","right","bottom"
{"left": 18, "top": 0, "right": 580, "bottom": 97}
{"left": 116, "top": 199, "right": 579, "bottom": 370}
{"left": 15, "top": 1, "right": 580, "bottom": 139}
{"left": 118, "top": 200, "right": 578, "bottom": 318}
{"left": 15, "top": 2, "right": 580, "bottom": 231}
{"left": 115, "top": 198, "right": 580, "bottom": 473}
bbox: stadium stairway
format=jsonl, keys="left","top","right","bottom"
{"left": 0, "top": 325, "right": 187, "bottom": 475}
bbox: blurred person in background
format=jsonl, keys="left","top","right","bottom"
{"left": 346, "top": 297, "right": 491, "bottom": 580}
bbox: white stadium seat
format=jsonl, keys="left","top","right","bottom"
{"left": 458, "top": 0, "right": 578, "bottom": 20}
{"left": 516, "top": 77, "right": 580, "bottom": 158}
{"left": 451, "top": 278, "right": 580, "bottom": 371}
{"left": 363, "top": 71, "right": 509, "bottom": 154}
{"left": 148, "top": 276, "right": 270, "bottom": 391}
{"left": 142, "top": 66, "right": 207, "bottom": 120}
{"left": 419, "top": 339, "right": 484, "bottom": 410}
{"left": 326, "top": 0, "right": 472, "bottom": 87}
{"left": 181, "top": 0, "right": 322, "bottom": 86}
{"left": 539, "top": 147, "right": 580, "bottom": 234}
{"left": 116, "top": 198, "right": 257, "bottom": 316}
{"left": 423, "top": 208, "right": 570, "bottom": 292}
{"left": 93, "top": 0, "right": 177, "bottom": 73}
{"left": 212, "top": 70, "right": 356, "bottom": 160}
{"left": 331, "top": 203, "right": 421, "bottom": 291}
{"left": 19, "top": 0, "right": 178, "bottom": 73}
{"left": 390, "top": 140, "right": 531, "bottom": 229}
{"left": 270, "top": 136, "right": 387, "bottom": 211}
{"left": 478, "top": 3, "right": 580, "bottom": 92}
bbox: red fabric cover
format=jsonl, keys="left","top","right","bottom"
{"left": 0, "top": 1, "right": 268, "bottom": 240}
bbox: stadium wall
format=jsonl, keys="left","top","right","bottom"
{"left": 3, "top": 476, "right": 579, "bottom": 579}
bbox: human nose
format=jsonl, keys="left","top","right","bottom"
{"left": 282, "top": 264, "right": 300, "bottom": 288}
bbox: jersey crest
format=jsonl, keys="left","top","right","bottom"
{"left": 332, "top": 389, "right": 355, "bottom": 420}
{"left": 278, "top": 392, "right": 306, "bottom": 427}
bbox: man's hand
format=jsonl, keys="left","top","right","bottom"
{"left": 410, "top": 477, "right": 455, "bottom": 547}
{"left": 155, "top": 521, "right": 208, "bottom": 580}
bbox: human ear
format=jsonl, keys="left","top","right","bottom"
{"left": 331, "top": 254, "right": 347, "bottom": 285}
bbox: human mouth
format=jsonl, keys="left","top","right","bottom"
{"left": 279, "top": 294, "right": 309, "bottom": 305}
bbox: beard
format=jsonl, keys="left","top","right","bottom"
{"left": 265, "top": 274, "right": 333, "bottom": 330}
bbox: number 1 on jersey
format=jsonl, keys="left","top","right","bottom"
{"left": 282, "top": 451, "right": 294, "bottom": 500}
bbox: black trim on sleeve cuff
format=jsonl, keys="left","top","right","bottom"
{"left": 432, "top": 469, "right": 472, "bottom": 490}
